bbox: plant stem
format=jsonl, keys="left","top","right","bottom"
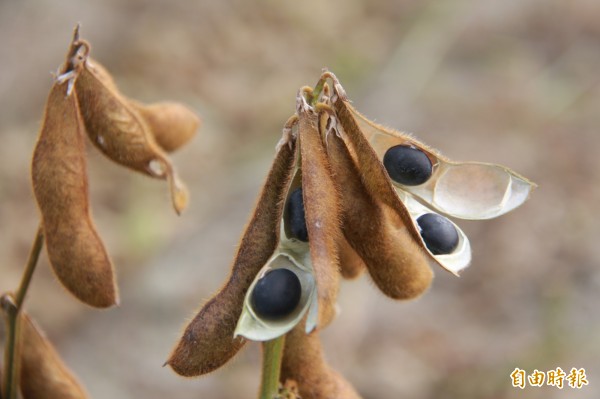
{"left": 259, "top": 335, "right": 286, "bottom": 399}
{"left": 2, "top": 225, "right": 44, "bottom": 399}
{"left": 310, "top": 78, "right": 326, "bottom": 107}
{"left": 15, "top": 226, "right": 44, "bottom": 309}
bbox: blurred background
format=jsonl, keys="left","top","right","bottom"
{"left": 1, "top": 0, "right": 599, "bottom": 398}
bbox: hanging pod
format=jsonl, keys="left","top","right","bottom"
{"left": 329, "top": 79, "right": 471, "bottom": 274}
{"left": 31, "top": 80, "right": 118, "bottom": 308}
{"left": 295, "top": 93, "right": 341, "bottom": 327}
{"left": 63, "top": 38, "right": 188, "bottom": 214}
{"left": 340, "top": 98, "right": 535, "bottom": 220}
{"left": 234, "top": 153, "right": 317, "bottom": 342}
{"left": 280, "top": 324, "right": 363, "bottom": 399}
{"left": 167, "top": 134, "right": 297, "bottom": 376}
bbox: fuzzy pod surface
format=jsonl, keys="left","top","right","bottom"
{"left": 167, "top": 142, "right": 297, "bottom": 376}
{"left": 326, "top": 128, "right": 432, "bottom": 299}
{"left": 337, "top": 237, "right": 366, "bottom": 280}
{"left": 298, "top": 107, "right": 341, "bottom": 327}
{"left": 72, "top": 53, "right": 188, "bottom": 214}
{"left": 280, "top": 326, "right": 362, "bottom": 399}
{"left": 31, "top": 82, "right": 118, "bottom": 308}
{"left": 18, "top": 312, "right": 89, "bottom": 399}
{"left": 131, "top": 101, "right": 200, "bottom": 153}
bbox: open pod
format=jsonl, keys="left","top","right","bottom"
{"left": 338, "top": 96, "right": 535, "bottom": 220}
{"left": 234, "top": 250, "right": 318, "bottom": 341}
{"left": 396, "top": 191, "right": 471, "bottom": 275}
{"left": 167, "top": 126, "right": 297, "bottom": 376}
{"left": 236, "top": 99, "right": 343, "bottom": 339}
{"left": 324, "top": 113, "right": 433, "bottom": 299}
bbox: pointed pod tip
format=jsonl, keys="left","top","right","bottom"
{"left": 173, "top": 185, "right": 189, "bottom": 215}
{"left": 73, "top": 23, "right": 81, "bottom": 42}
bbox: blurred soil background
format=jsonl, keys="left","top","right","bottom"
{"left": 1, "top": 0, "right": 599, "bottom": 398}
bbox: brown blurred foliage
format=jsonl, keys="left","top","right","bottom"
{"left": 1, "top": 1, "right": 599, "bottom": 398}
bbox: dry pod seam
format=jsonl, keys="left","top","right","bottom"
{"left": 31, "top": 80, "right": 118, "bottom": 308}
{"left": 167, "top": 140, "right": 297, "bottom": 376}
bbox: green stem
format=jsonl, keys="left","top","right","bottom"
{"left": 310, "top": 78, "right": 326, "bottom": 107}
{"left": 259, "top": 335, "right": 286, "bottom": 399}
{"left": 2, "top": 225, "right": 44, "bottom": 399}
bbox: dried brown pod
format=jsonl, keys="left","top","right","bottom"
{"left": 331, "top": 91, "right": 471, "bottom": 274}
{"left": 167, "top": 141, "right": 296, "bottom": 376}
{"left": 297, "top": 98, "right": 341, "bottom": 326}
{"left": 234, "top": 109, "right": 340, "bottom": 340}
{"left": 130, "top": 101, "right": 200, "bottom": 153}
{"left": 65, "top": 40, "right": 188, "bottom": 214}
{"left": 325, "top": 124, "right": 433, "bottom": 299}
{"left": 18, "top": 311, "right": 89, "bottom": 399}
{"left": 31, "top": 81, "right": 118, "bottom": 308}
{"left": 280, "top": 326, "right": 362, "bottom": 399}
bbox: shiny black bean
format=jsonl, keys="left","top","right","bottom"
{"left": 287, "top": 187, "right": 308, "bottom": 242}
{"left": 383, "top": 145, "right": 432, "bottom": 186}
{"left": 417, "top": 213, "right": 459, "bottom": 255}
{"left": 251, "top": 268, "right": 302, "bottom": 319}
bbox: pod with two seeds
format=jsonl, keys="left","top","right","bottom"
{"left": 167, "top": 140, "right": 297, "bottom": 376}
{"left": 234, "top": 95, "right": 343, "bottom": 341}
{"left": 325, "top": 120, "right": 433, "bottom": 298}
{"left": 332, "top": 88, "right": 472, "bottom": 275}
{"left": 31, "top": 81, "right": 117, "bottom": 308}
{"left": 345, "top": 102, "right": 535, "bottom": 220}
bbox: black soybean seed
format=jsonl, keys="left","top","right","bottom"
{"left": 417, "top": 213, "right": 459, "bottom": 255}
{"left": 383, "top": 145, "right": 432, "bottom": 186}
{"left": 251, "top": 268, "right": 302, "bottom": 320}
{"left": 287, "top": 187, "right": 308, "bottom": 242}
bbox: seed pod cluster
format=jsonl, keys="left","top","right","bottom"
{"left": 168, "top": 70, "right": 534, "bottom": 397}
{"left": 30, "top": 26, "right": 200, "bottom": 308}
